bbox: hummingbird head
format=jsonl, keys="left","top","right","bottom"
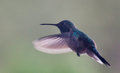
{"left": 40, "top": 20, "right": 76, "bottom": 33}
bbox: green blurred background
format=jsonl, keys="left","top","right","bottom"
{"left": 0, "top": 0, "right": 120, "bottom": 73}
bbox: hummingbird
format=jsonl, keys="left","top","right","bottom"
{"left": 33, "top": 20, "right": 110, "bottom": 66}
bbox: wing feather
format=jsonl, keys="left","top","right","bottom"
{"left": 33, "top": 33, "right": 72, "bottom": 54}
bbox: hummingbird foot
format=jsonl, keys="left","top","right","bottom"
{"left": 77, "top": 52, "right": 80, "bottom": 57}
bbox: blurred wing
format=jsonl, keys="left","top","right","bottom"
{"left": 33, "top": 33, "right": 72, "bottom": 54}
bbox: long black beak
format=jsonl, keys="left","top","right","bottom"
{"left": 40, "top": 24, "right": 57, "bottom": 26}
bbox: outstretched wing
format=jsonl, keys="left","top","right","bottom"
{"left": 33, "top": 33, "right": 72, "bottom": 54}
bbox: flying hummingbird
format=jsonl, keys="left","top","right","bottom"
{"left": 33, "top": 20, "right": 110, "bottom": 66}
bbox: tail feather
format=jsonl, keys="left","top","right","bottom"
{"left": 87, "top": 49, "right": 111, "bottom": 66}
{"left": 94, "top": 51, "right": 110, "bottom": 66}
